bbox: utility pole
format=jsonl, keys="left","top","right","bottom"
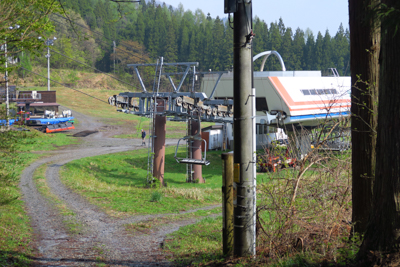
{"left": 4, "top": 24, "right": 20, "bottom": 129}
{"left": 5, "top": 39, "right": 9, "bottom": 129}
{"left": 44, "top": 37, "right": 56, "bottom": 91}
{"left": 113, "top": 41, "right": 116, "bottom": 74}
{"left": 232, "top": 0, "right": 256, "bottom": 257}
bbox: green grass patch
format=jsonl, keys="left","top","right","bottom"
{"left": 60, "top": 147, "right": 225, "bottom": 215}
{"left": 17, "top": 131, "right": 79, "bottom": 152}
{"left": 0, "top": 129, "right": 78, "bottom": 265}
{"left": 125, "top": 207, "right": 221, "bottom": 234}
{"left": 48, "top": 86, "right": 214, "bottom": 139}
{"left": 164, "top": 216, "right": 224, "bottom": 266}
{"left": 0, "top": 199, "right": 33, "bottom": 266}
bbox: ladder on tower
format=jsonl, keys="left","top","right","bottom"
{"left": 146, "top": 57, "right": 163, "bottom": 184}
{"left": 185, "top": 118, "right": 193, "bottom": 182}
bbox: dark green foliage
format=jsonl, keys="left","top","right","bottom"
{"left": 18, "top": 52, "right": 32, "bottom": 78}
{"left": 292, "top": 28, "right": 305, "bottom": 70}
{"left": 41, "top": 1, "right": 350, "bottom": 75}
{"left": 333, "top": 24, "right": 351, "bottom": 76}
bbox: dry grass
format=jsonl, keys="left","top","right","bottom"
{"left": 256, "top": 121, "right": 354, "bottom": 264}
{"left": 162, "top": 187, "right": 220, "bottom": 201}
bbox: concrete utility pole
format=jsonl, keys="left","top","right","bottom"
{"left": 233, "top": 0, "right": 256, "bottom": 256}
{"left": 5, "top": 39, "right": 9, "bottom": 129}
{"left": 113, "top": 41, "right": 116, "bottom": 74}
{"left": 44, "top": 37, "right": 56, "bottom": 91}
{"left": 4, "top": 24, "right": 20, "bottom": 129}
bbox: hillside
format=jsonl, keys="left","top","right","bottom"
{"left": 17, "top": 0, "right": 350, "bottom": 90}
{"left": 11, "top": 67, "right": 135, "bottom": 92}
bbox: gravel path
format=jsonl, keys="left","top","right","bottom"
{"left": 20, "top": 108, "right": 220, "bottom": 266}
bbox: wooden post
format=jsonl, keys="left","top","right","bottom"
{"left": 222, "top": 152, "right": 234, "bottom": 256}
{"left": 191, "top": 118, "right": 205, "bottom": 183}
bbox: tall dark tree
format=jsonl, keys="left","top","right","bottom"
{"left": 292, "top": 28, "right": 305, "bottom": 70}
{"left": 156, "top": 6, "right": 168, "bottom": 57}
{"left": 303, "top": 32, "right": 315, "bottom": 70}
{"left": 135, "top": 11, "right": 146, "bottom": 44}
{"left": 321, "top": 30, "right": 334, "bottom": 71}
{"left": 265, "top": 22, "right": 282, "bottom": 70}
{"left": 358, "top": 0, "right": 400, "bottom": 256}
{"left": 349, "top": 0, "right": 380, "bottom": 234}
{"left": 280, "top": 27, "right": 293, "bottom": 70}
{"left": 333, "top": 24, "right": 350, "bottom": 75}
{"left": 210, "top": 17, "right": 225, "bottom": 71}
{"left": 253, "top": 17, "right": 268, "bottom": 71}
{"left": 200, "top": 16, "right": 214, "bottom": 69}
{"left": 187, "top": 25, "right": 200, "bottom": 63}
{"left": 222, "top": 19, "right": 234, "bottom": 71}
{"left": 313, "top": 32, "right": 324, "bottom": 70}
{"left": 163, "top": 17, "right": 178, "bottom": 63}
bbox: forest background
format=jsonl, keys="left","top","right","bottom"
{"left": 21, "top": 0, "right": 350, "bottom": 88}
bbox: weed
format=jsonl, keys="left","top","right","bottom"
{"left": 150, "top": 191, "right": 163, "bottom": 202}
{"left": 256, "top": 120, "right": 352, "bottom": 264}
{"left": 164, "top": 216, "right": 223, "bottom": 266}
{"left": 0, "top": 127, "right": 77, "bottom": 265}
{"left": 162, "top": 187, "right": 214, "bottom": 201}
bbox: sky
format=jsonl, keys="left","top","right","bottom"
{"left": 162, "top": 0, "right": 349, "bottom": 36}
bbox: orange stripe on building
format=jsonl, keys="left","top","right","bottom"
{"left": 290, "top": 105, "right": 351, "bottom": 112}
{"left": 269, "top": 77, "right": 350, "bottom": 112}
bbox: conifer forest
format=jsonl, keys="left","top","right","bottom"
{"left": 27, "top": 0, "right": 350, "bottom": 85}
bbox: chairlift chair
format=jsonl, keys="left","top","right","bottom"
{"left": 174, "top": 136, "right": 210, "bottom": 166}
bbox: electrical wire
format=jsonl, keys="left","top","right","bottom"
{"left": 49, "top": 18, "right": 150, "bottom": 64}
{"left": 242, "top": 0, "right": 254, "bottom": 46}
{"left": 110, "top": 0, "right": 140, "bottom": 2}
{"left": 228, "top": 13, "right": 234, "bottom": 30}
{"left": 19, "top": 67, "right": 108, "bottom": 104}
{"left": 50, "top": 13, "right": 149, "bottom": 63}
{"left": 49, "top": 48, "right": 135, "bottom": 87}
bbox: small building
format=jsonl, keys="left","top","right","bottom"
{"left": 17, "top": 91, "right": 60, "bottom": 115}
{"left": 201, "top": 125, "right": 226, "bottom": 152}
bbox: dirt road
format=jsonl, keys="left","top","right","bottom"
{"left": 19, "top": 109, "right": 214, "bottom": 266}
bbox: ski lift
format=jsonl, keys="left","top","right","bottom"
{"left": 174, "top": 135, "right": 210, "bottom": 166}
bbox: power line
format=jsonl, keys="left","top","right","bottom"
{"left": 110, "top": 0, "right": 141, "bottom": 2}
{"left": 50, "top": 13, "right": 149, "bottom": 62}
{"left": 49, "top": 48, "right": 135, "bottom": 87}
{"left": 19, "top": 67, "right": 108, "bottom": 104}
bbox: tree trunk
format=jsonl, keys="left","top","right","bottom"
{"left": 359, "top": 0, "right": 400, "bottom": 255}
{"left": 349, "top": 0, "right": 380, "bottom": 234}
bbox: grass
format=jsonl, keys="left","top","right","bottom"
{"left": 17, "top": 129, "right": 79, "bottom": 152}
{"left": 161, "top": 149, "right": 353, "bottom": 266}
{"left": 125, "top": 207, "right": 221, "bottom": 234}
{"left": 38, "top": 86, "right": 212, "bottom": 139}
{"left": 0, "top": 129, "right": 78, "bottom": 266}
{"left": 60, "top": 146, "right": 225, "bottom": 216}
{"left": 163, "top": 216, "right": 224, "bottom": 266}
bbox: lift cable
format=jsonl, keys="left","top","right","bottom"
{"left": 50, "top": 13, "right": 149, "bottom": 63}
{"left": 49, "top": 48, "right": 135, "bottom": 87}
{"left": 19, "top": 67, "right": 108, "bottom": 104}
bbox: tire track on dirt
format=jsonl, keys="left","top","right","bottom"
{"left": 22, "top": 144, "right": 214, "bottom": 266}
{"left": 20, "top": 108, "right": 220, "bottom": 266}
